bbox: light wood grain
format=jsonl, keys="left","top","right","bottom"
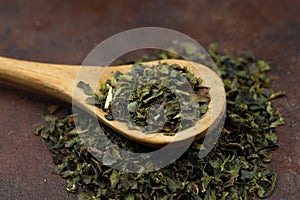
{"left": 0, "top": 57, "right": 226, "bottom": 147}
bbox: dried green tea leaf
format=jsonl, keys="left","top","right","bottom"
{"left": 77, "top": 81, "right": 93, "bottom": 95}
{"left": 268, "top": 91, "right": 286, "bottom": 101}
{"left": 78, "top": 191, "right": 97, "bottom": 200}
{"left": 47, "top": 105, "right": 61, "bottom": 114}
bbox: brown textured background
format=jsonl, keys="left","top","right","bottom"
{"left": 0, "top": 0, "right": 299, "bottom": 199}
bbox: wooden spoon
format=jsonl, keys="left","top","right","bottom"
{"left": 0, "top": 56, "right": 225, "bottom": 147}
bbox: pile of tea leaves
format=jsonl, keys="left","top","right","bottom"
{"left": 78, "top": 62, "right": 210, "bottom": 135}
{"left": 36, "top": 43, "right": 284, "bottom": 200}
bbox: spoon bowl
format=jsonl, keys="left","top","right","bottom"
{"left": 0, "top": 57, "right": 225, "bottom": 147}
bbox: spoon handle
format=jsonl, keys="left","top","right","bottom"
{"left": 0, "top": 56, "right": 80, "bottom": 102}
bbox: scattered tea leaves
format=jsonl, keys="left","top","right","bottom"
{"left": 77, "top": 81, "right": 94, "bottom": 95}
{"left": 36, "top": 43, "right": 284, "bottom": 200}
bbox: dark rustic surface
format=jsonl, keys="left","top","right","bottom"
{"left": 0, "top": 0, "right": 299, "bottom": 199}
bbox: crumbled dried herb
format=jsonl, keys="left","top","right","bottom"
{"left": 80, "top": 63, "right": 210, "bottom": 134}
{"left": 36, "top": 43, "right": 284, "bottom": 199}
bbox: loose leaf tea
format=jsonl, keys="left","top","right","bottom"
{"left": 36, "top": 43, "right": 284, "bottom": 199}
{"left": 80, "top": 63, "right": 210, "bottom": 134}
